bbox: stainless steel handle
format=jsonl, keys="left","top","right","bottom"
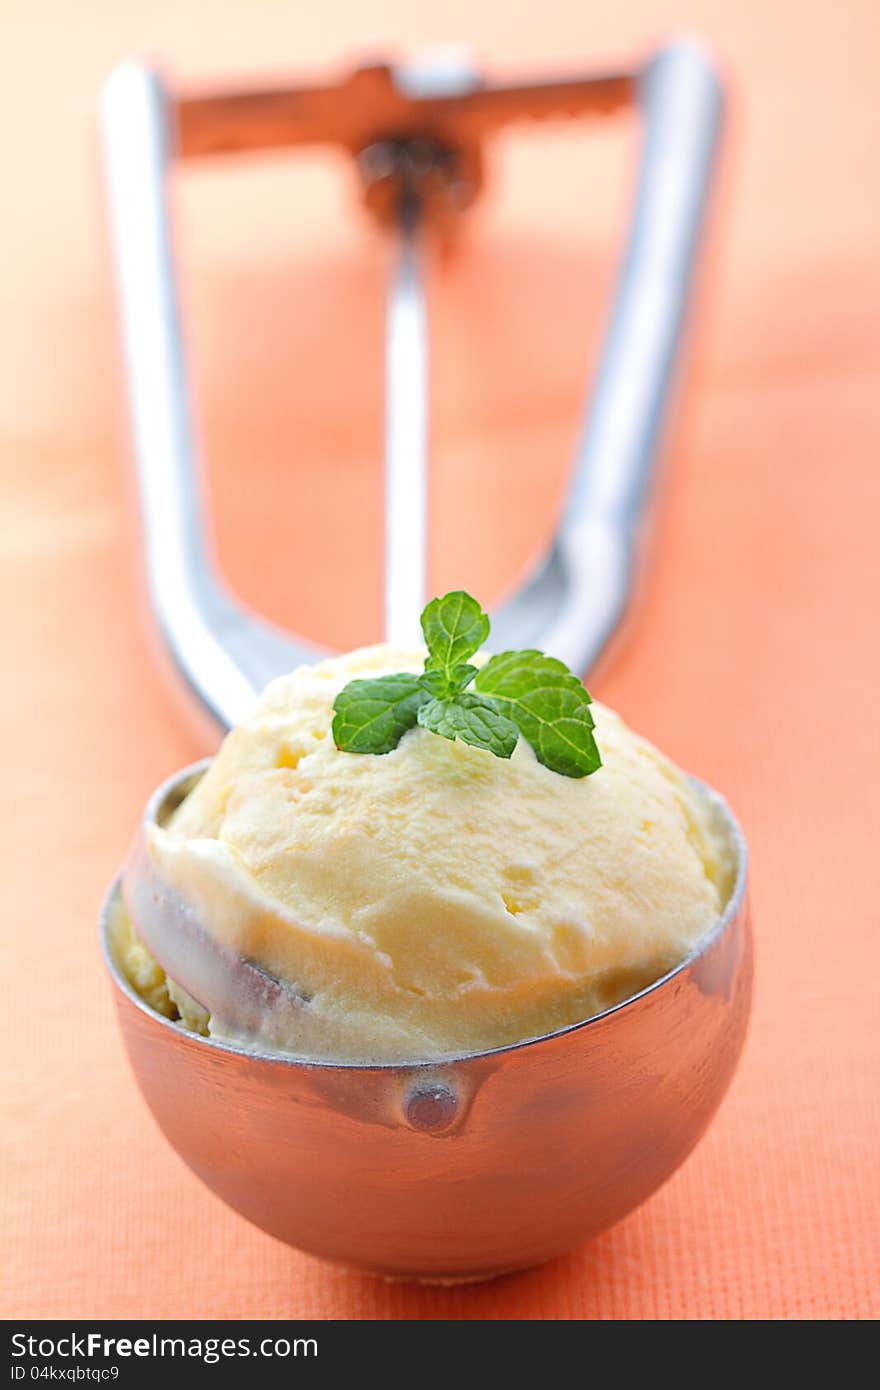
{"left": 384, "top": 198, "right": 428, "bottom": 647}
{"left": 101, "top": 40, "right": 723, "bottom": 731}
{"left": 101, "top": 65, "right": 318, "bottom": 731}
{"left": 491, "top": 42, "right": 723, "bottom": 669}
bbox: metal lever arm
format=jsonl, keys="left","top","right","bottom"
{"left": 177, "top": 63, "right": 633, "bottom": 162}
{"left": 101, "top": 41, "right": 723, "bottom": 731}
{"left": 491, "top": 43, "right": 723, "bottom": 669}
{"left": 101, "top": 67, "right": 317, "bottom": 730}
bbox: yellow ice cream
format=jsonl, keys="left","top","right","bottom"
{"left": 136, "top": 644, "right": 734, "bottom": 1062}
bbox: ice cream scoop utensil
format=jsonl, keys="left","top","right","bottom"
{"left": 100, "top": 41, "right": 723, "bottom": 731}
{"left": 106, "top": 758, "right": 750, "bottom": 1281}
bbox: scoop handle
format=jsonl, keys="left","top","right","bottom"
{"left": 491, "top": 42, "right": 724, "bottom": 672}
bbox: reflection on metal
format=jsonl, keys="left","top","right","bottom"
{"left": 385, "top": 195, "right": 428, "bottom": 646}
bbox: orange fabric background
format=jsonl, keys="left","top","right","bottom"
{"left": 2, "top": 0, "right": 878, "bottom": 1320}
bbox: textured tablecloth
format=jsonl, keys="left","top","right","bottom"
{"left": 2, "top": 0, "right": 878, "bottom": 1320}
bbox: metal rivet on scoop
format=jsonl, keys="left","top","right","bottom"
{"left": 403, "top": 1081, "right": 459, "bottom": 1133}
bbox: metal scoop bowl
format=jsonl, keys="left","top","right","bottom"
{"left": 100, "top": 758, "right": 751, "bottom": 1283}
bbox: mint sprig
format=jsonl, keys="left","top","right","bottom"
{"left": 331, "top": 590, "right": 601, "bottom": 778}
{"left": 331, "top": 673, "right": 428, "bottom": 754}
{"left": 474, "top": 650, "right": 601, "bottom": 778}
{"left": 418, "top": 691, "right": 519, "bottom": 759}
{"left": 421, "top": 591, "right": 490, "bottom": 682}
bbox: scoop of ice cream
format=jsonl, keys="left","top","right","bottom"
{"left": 143, "top": 644, "right": 732, "bottom": 1061}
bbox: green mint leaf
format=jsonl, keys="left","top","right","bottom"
{"left": 474, "top": 650, "right": 601, "bottom": 778}
{"left": 417, "top": 692, "right": 519, "bottom": 759}
{"left": 420, "top": 662, "right": 477, "bottom": 697}
{"left": 419, "top": 669, "right": 446, "bottom": 697}
{"left": 449, "top": 661, "right": 478, "bottom": 691}
{"left": 332, "top": 674, "right": 428, "bottom": 755}
{"left": 330, "top": 591, "right": 602, "bottom": 778}
{"left": 421, "top": 591, "right": 490, "bottom": 679}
